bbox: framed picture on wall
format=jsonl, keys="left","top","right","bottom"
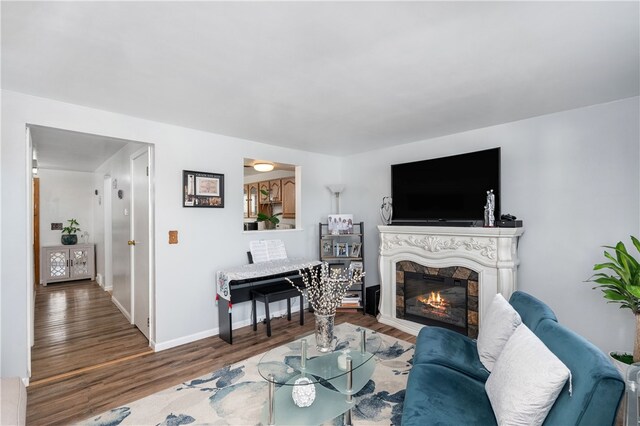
{"left": 183, "top": 170, "right": 225, "bottom": 208}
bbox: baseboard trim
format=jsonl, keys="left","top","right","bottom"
{"left": 153, "top": 306, "right": 296, "bottom": 352}
{"left": 153, "top": 327, "right": 220, "bottom": 352}
{"left": 111, "top": 296, "right": 131, "bottom": 322}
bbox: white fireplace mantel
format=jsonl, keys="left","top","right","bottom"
{"left": 377, "top": 225, "right": 524, "bottom": 336}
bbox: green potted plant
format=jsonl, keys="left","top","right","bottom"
{"left": 257, "top": 212, "right": 282, "bottom": 229}
{"left": 588, "top": 236, "right": 640, "bottom": 367}
{"left": 61, "top": 218, "right": 81, "bottom": 245}
{"left": 257, "top": 189, "right": 282, "bottom": 230}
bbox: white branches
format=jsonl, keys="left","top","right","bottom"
{"left": 287, "top": 262, "right": 364, "bottom": 315}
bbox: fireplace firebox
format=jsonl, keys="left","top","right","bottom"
{"left": 403, "top": 272, "right": 468, "bottom": 335}
{"left": 396, "top": 261, "right": 479, "bottom": 338}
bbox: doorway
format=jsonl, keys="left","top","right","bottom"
{"left": 29, "top": 125, "right": 155, "bottom": 383}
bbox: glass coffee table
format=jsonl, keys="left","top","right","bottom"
{"left": 257, "top": 323, "right": 382, "bottom": 425}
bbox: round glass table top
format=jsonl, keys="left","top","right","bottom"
{"left": 257, "top": 322, "right": 382, "bottom": 386}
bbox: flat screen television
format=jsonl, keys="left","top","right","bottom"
{"left": 391, "top": 148, "right": 500, "bottom": 226}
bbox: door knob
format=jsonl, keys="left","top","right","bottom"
{"left": 128, "top": 240, "right": 136, "bottom": 246}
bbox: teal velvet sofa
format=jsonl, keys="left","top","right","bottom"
{"left": 402, "top": 291, "right": 625, "bottom": 425}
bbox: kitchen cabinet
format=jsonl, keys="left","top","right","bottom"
{"left": 282, "top": 177, "right": 295, "bottom": 219}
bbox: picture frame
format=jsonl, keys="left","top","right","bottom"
{"left": 349, "top": 261, "right": 364, "bottom": 280}
{"left": 321, "top": 238, "right": 333, "bottom": 257}
{"left": 183, "top": 170, "right": 224, "bottom": 208}
{"left": 328, "top": 214, "right": 354, "bottom": 234}
{"left": 350, "top": 243, "right": 362, "bottom": 258}
{"left": 334, "top": 242, "right": 349, "bottom": 257}
{"left": 329, "top": 263, "right": 345, "bottom": 276}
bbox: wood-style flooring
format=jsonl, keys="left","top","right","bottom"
{"left": 31, "top": 281, "right": 151, "bottom": 384}
{"left": 27, "top": 283, "right": 415, "bottom": 425}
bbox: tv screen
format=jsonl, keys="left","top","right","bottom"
{"left": 391, "top": 148, "right": 500, "bottom": 225}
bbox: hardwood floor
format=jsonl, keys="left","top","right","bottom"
{"left": 27, "top": 307, "right": 415, "bottom": 425}
{"left": 31, "top": 281, "right": 151, "bottom": 385}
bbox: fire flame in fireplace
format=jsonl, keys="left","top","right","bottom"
{"left": 418, "top": 291, "right": 447, "bottom": 310}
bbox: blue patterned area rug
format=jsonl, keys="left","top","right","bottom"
{"left": 81, "top": 324, "right": 414, "bottom": 426}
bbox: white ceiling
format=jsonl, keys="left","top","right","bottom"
{"left": 3, "top": 2, "right": 639, "bottom": 156}
{"left": 30, "top": 125, "right": 130, "bottom": 172}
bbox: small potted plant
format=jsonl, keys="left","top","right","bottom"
{"left": 257, "top": 189, "right": 282, "bottom": 230}
{"left": 61, "top": 218, "right": 81, "bottom": 245}
{"left": 588, "top": 236, "right": 640, "bottom": 371}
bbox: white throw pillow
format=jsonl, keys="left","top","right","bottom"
{"left": 477, "top": 293, "right": 522, "bottom": 371}
{"left": 485, "top": 324, "right": 570, "bottom": 426}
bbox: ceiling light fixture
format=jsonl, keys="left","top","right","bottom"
{"left": 254, "top": 163, "right": 274, "bottom": 172}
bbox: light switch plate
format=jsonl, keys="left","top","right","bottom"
{"left": 169, "top": 230, "right": 178, "bottom": 244}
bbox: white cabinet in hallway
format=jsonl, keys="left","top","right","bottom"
{"left": 41, "top": 244, "right": 95, "bottom": 286}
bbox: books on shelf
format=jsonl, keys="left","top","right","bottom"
{"left": 341, "top": 292, "right": 361, "bottom": 308}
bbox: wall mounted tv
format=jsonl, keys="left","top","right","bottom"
{"left": 391, "top": 147, "right": 500, "bottom": 226}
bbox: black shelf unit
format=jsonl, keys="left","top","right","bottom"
{"left": 318, "top": 221, "right": 366, "bottom": 314}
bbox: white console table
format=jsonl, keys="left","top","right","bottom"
{"left": 41, "top": 244, "right": 95, "bottom": 286}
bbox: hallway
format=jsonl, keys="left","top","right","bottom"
{"left": 31, "top": 280, "right": 151, "bottom": 384}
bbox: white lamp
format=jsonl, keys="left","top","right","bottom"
{"left": 327, "top": 184, "right": 345, "bottom": 214}
{"left": 254, "top": 163, "right": 274, "bottom": 172}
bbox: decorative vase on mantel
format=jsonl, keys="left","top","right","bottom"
{"left": 314, "top": 313, "right": 335, "bottom": 352}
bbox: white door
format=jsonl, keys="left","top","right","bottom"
{"left": 103, "top": 176, "right": 113, "bottom": 290}
{"left": 131, "top": 149, "right": 150, "bottom": 339}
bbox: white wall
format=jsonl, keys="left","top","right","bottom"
{"left": 38, "top": 169, "right": 95, "bottom": 249}
{"left": 1, "top": 90, "right": 341, "bottom": 379}
{"left": 343, "top": 96, "right": 640, "bottom": 353}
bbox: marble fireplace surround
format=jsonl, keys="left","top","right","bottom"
{"left": 378, "top": 225, "right": 524, "bottom": 336}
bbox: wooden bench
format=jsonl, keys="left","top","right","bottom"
{"left": 251, "top": 283, "right": 304, "bottom": 337}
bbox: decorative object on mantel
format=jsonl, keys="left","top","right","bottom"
{"left": 61, "top": 218, "right": 80, "bottom": 245}
{"left": 291, "top": 377, "right": 316, "bottom": 407}
{"left": 587, "top": 236, "right": 640, "bottom": 367}
{"left": 287, "top": 262, "right": 365, "bottom": 352}
{"left": 183, "top": 170, "right": 225, "bottom": 208}
{"left": 379, "top": 196, "right": 393, "bottom": 225}
{"left": 484, "top": 189, "right": 496, "bottom": 227}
